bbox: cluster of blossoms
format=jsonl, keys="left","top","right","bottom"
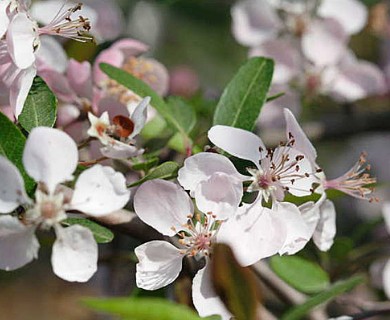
{"left": 232, "top": 0, "right": 387, "bottom": 126}
{"left": 133, "top": 109, "right": 376, "bottom": 319}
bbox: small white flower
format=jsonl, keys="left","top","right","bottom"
{"left": 87, "top": 96, "right": 150, "bottom": 159}
{"left": 0, "top": 127, "right": 130, "bottom": 281}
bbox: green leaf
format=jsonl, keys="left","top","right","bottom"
{"left": 211, "top": 244, "right": 260, "bottom": 320}
{"left": 213, "top": 57, "right": 274, "bottom": 131}
{"left": 141, "top": 114, "right": 168, "bottom": 140}
{"left": 131, "top": 157, "right": 160, "bottom": 172}
{"left": 19, "top": 77, "right": 57, "bottom": 132}
{"left": 100, "top": 63, "right": 189, "bottom": 137}
{"left": 281, "top": 275, "right": 365, "bottom": 320}
{"left": 166, "top": 96, "right": 197, "bottom": 134}
{"left": 128, "top": 161, "right": 180, "bottom": 187}
{"left": 82, "top": 297, "right": 215, "bottom": 320}
{"left": 0, "top": 112, "right": 35, "bottom": 193}
{"left": 63, "top": 218, "right": 114, "bottom": 243}
{"left": 270, "top": 256, "right": 330, "bottom": 294}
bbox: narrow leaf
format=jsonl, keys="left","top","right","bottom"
{"left": 82, "top": 297, "right": 214, "bottom": 320}
{"left": 63, "top": 218, "right": 114, "bottom": 243}
{"left": 19, "top": 76, "right": 57, "bottom": 132}
{"left": 0, "top": 112, "right": 35, "bottom": 193}
{"left": 281, "top": 275, "right": 365, "bottom": 320}
{"left": 211, "top": 243, "right": 260, "bottom": 320}
{"left": 213, "top": 57, "right": 274, "bottom": 131}
{"left": 270, "top": 256, "right": 330, "bottom": 294}
{"left": 128, "top": 161, "right": 180, "bottom": 187}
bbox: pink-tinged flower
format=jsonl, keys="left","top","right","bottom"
{"left": 134, "top": 176, "right": 244, "bottom": 319}
{"left": 208, "top": 125, "right": 317, "bottom": 203}
{"left": 0, "top": 127, "right": 130, "bottom": 281}
{"left": 87, "top": 97, "right": 150, "bottom": 159}
{"left": 93, "top": 38, "right": 169, "bottom": 113}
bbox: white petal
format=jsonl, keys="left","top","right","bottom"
{"left": 178, "top": 152, "right": 247, "bottom": 196}
{"left": 129, "top": 97, "right": 150, "bottom": 138}
{"left": 382, "top": 202, "right": 390, "bottom": 235}
{"left": 71, "top": 165, "right": 130, "bottom": 216}
{"left": 36, "top": 36, "right": 68, "bottom": 73}
{"left": 383, "top": 259, "right": 390, "bottom": 299}
{"left": 217, "top": 202, "right": 285, "bottom": 266}
{"left": 231, "top": 0, "right": 281, "bottom": 47}
{"left": 0, "top": 0, "right": 10, "bottom": 38}
{"left": 299, "top": 201, "right": 321, "bottom": 237}
{"left": 134, "top": 179, "right": 193, "bottom": 236}
{"left": 312, "top": 200, "right": 336, "bottom": 251}
{"left": 11, "top": 66, "right": 36, "bottom": 118}
{"left": 274, "top": 202, "right": 312, "bottom": 255}
{"left": 192, "top": 261, "right": 233, "bottom": 320}
{"left": 0, "top": 216, "right": 39, "bottom": 271}
{"left": 284, "top": 108, "right": 317, "bottom": 165}
{"left": 194, "top": 172, "right": 243, "bottom": 220}
{"left": 318, "top": 0, "right": 367, "bottom": 35}
{"left": 100, "top": 141, "right": 142, "bottom": 159}
{"left": 23, "top": 127, "right": 78, "bottom": 194}
{"left": 302, "top": 18, "right": 347, "bottom": 67}
{"left": 7, "top": 13, "right": 38, "bottom": 69}
{"left": 135, "top": 240, "right": 183, "bottom": 290}
{"left": 208, "top": 125, "right": 266, "bottom": 165}
{"left": 249, "top": 39, "right": 300, "bottom": 84}
{"left": 52, "top": 225, "right": 98, "bottom": 282}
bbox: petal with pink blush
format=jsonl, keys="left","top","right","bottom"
{"left": 135, "top": 240, "right": 183, "bottom": 290}
{"left": 231, "top": 0, "right": 281, "bottom": 47}
{"left": 302, "top": 18, "right": 347, "bottom": 67}
{"left": 0, "top": 156, "right": 30, "bottom": 213}
{"left": 194, "top": 172, "right": 243, "bottom": 220}
{"left": 67, "top": 59, "right": 93, "bottom": 100}
{"left": 111, "top": 38, "right": 149, "bottom": 57}
{"left": 56, "top": 104, "right": 80, "bottom": 128}
{"left": 36, "top": 36, "right": 68, "bottom": 73}
{"left": 318, "top": 0, "right": 367, "bottom": 35}
{"left": 93, "top": 48, "right": 124, "bottom": 85}
{"left": 71, "top": 165, "right": 130, "bottom": 216}
{"left": 38, "top": 68, "right": 77, "bottom": 103}
{"left": 10, "top": 66, "right": 36, "bottom": 118}
{"left": 192, "top": 261, "right": 233, "bottom": 320}
{"left": 208, "top": 125, "right": 266, "bottom": 166}
{"left": 134, "top": 179, "right": 193, "bottom": 236}
{"left": 178, "top": 152, "right": 247, "bottom": 196}
{"left": 100, "top": 141, "right": 142, "bottom": 159}
{"left": 7, "top": 13, "right": 37, "bottom": 69}
{"left": 0, "top": 0, "right": 10, "bottom": 38}
{"left": 52, "top": 225, "right": 97, "bottom": 282}
{"left": 23, "top": 127, "right": 78, "bottom": 194}
{"left": 0, "top": 216, "right": 39, "bottom": 271}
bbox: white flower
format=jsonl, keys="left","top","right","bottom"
{"left": 0, "top": 127, "right": 130, "bottom": 281}
{"left": 87, "top": 96, "right": 150, "bottom": 159}
{"left": 381, "top": 202, "right": 390, "bottom": 299}
{"left": 134, "top": 174, "right": 245, "bottom": 319}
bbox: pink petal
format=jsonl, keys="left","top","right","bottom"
{"left": 66, "top": 59, "right": 93, "bottom": 100}
{"left": 93, "top": 48, "right": 124, "bottom": 85}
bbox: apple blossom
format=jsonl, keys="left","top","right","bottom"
{"left": 87, "top": 96, "right": 150, "bottom": 159}
{"left": 0, "top": 127, "right": 130, "bottom": 281}
{"left": 381, "top": 202, "right": 390, "bottom": 298}
{"left": 134, "top": 176, "right": 244, "bottom": 319}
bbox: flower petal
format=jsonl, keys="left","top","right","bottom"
{"left": 67, "top": 59, "right": 93, "bottom": 100}
{"left": 135, "top": 240, "right": 183, "bottom": 290}
{"left": 318, "top": 0, "right": 367, "bottom": 35}
{"left": 52, "top": 225, "right": 98, "bottom": 282}
{"left": 208, "top": 125, "right": 266, "bottom": 165}
{"left": 71, "top": 165, "right": 130, "bottom": 216}
{"left": 0, "top": 0, "right": 10, "bottom": 38}
{"left": 10, "top": 66, "right": 36, "bottom": 118}
{"left": 23, "top": 127, "right": 78, "bottom": 194}
{"left": 0, "top": 216, "right": 39, "bottom": 271}
{"left": 100, "top": 141, "right": 142, "bottom": 159}
{"left": 194, "top": 172, "right": 243, "bottom": 220}
{"left": 312, "top": 200, "right": 336, "bottom": 251}
{"left": 134, "top": 179, "right": 193, "bottom": 236}
{"left": 383, "top": 259, "right": 390, "bottom": 299}
{"left": 192, "top": 261, "right": 233, "bottom": 320}
{"left": 302, "top": 18, "right": 347, "bottom": 67}
{"left": 284, "top": 108, "right": 317, "bottom": 165}
{"left": 382, "top": 202, "right": 390, "bottom": 235}
{"left": 36, "top": 36, "right": 68, "bottom": 73}
{"left": 129, "top": 96, "right": 150, "bottom": 138}
{"left": 217, "top": 203, "right": 285, "bottom": 266}
{"left": 0, "top": 156, "right": 30, "bottom": 213}
{"left": 93, "top": 48, "right": 124, "bottom": 85}
{"left": 178, "top": 152, "right": 247, "bottom": 196}
{"left": 7, "top": 13, "right": 37, "bottom": 69}
{"left": 231, "top": 0, "right": 281, "bottom": 47}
